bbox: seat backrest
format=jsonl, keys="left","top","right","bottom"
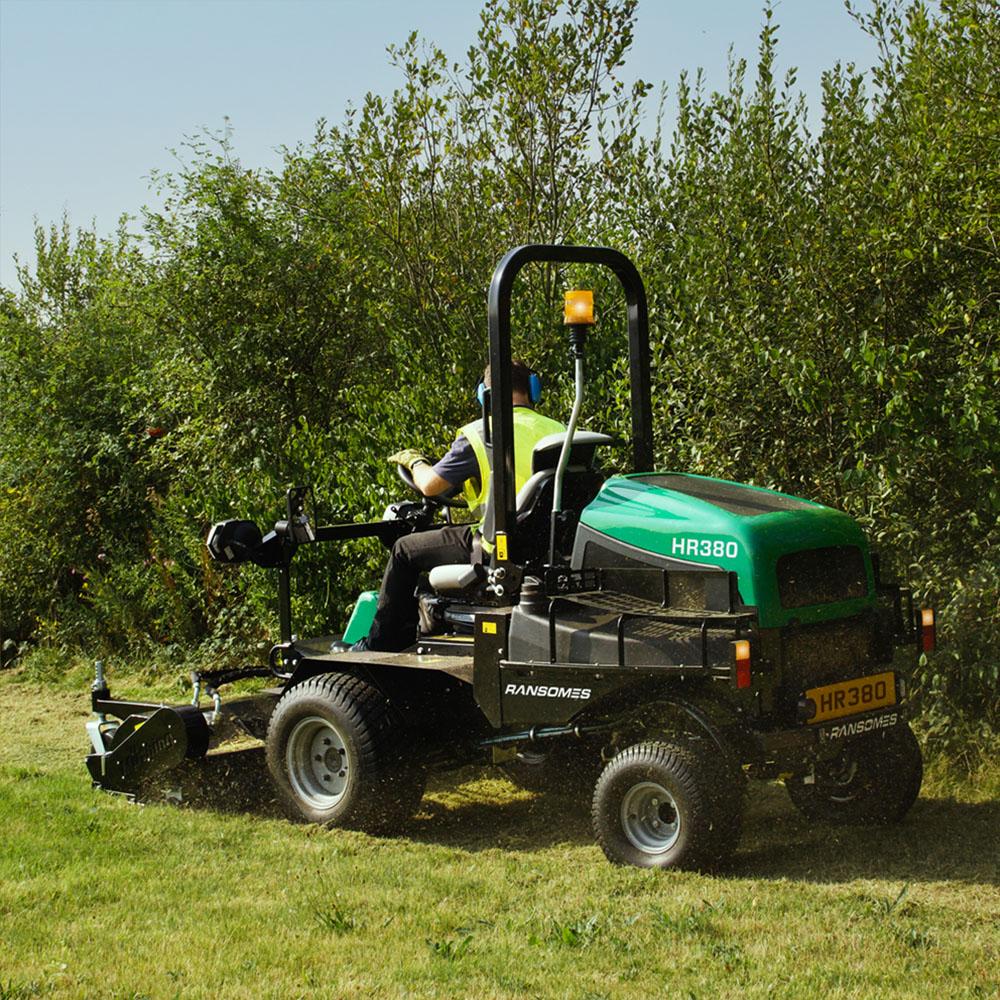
{"left": 516, "top": 468, "right": 559, "bottom": 511}
{"left": 432, "top": 432, "right": 610, "bottom": 592}
{"left": 529, "top": 430, "right": 614, "bottom": 474}
{"left": 513, "top": 433, "right": 611, "bottom": 564}
{"left": 514, "top": 429, "right": 612, "bottom": 517}
{"left": 512, "top": 466, "right": 606, "bottom": 565}
{"left": 480, "top": 428, "right": 612, "bottom": 558}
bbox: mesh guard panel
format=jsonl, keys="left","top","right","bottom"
{"left": 777, "top": 545, "right": 867, "bottom": 609}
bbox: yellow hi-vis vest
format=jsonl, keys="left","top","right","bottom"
{"left": 459, "top": 406, "right": 565, "bottom": 531}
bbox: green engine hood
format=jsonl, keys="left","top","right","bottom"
{"left": 578, "top": 473, "right": 875, "bottom": 628}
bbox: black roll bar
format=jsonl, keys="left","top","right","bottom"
{"left": 486, "top": 244, "right": 652, "bottom": 555}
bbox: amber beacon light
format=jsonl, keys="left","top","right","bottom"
{"left": 564, "top": 289, "right": 595, "bottom": 325}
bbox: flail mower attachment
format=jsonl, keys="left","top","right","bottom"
{"left": 84, "top": 656, "right": 280, "bottom": 796}
{"left": 85, "top": 704, "right": 210, "bottom": 795}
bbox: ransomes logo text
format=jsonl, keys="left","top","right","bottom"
{"left": 827, "top": 711, "right": 899, "bottom": 740}
{"left": 504, "top": 684, "right": 592, "bottom": 701}
{"left": 672, "top": 537, "right": 739, "bottom": 560}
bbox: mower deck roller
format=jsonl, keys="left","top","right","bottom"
{"left": 86, "top": 244, "right": 933, "bottom": 870}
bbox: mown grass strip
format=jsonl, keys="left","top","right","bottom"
{"left": 1, "top": 675, "right": 997, "bottom": 999}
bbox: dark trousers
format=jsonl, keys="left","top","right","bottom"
{"left": 366, "top": 524, "right": 474, "bottom": 651}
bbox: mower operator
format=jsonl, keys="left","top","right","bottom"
{"left": 353, "top": 360, "right": 564, "bottom": 652}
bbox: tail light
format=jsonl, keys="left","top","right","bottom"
{"left": 920, "top": 608, "right": 936, "bottom": 653}
{"left": 734, "top": 639, "right": 752, "bottom": 689}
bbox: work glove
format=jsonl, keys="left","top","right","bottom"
{"left": 388, "top": 448, "right": 431, "bottom": 471}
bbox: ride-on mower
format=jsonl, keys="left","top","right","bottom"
{"left": 86, "top": 245, "right": 934, "bottom": 870}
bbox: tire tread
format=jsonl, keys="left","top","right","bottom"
{"left": 591, "top": 737, "right": 743, "bottom": 871}
{"left": 266, "top": 671, "right": 424, "bottom": 832}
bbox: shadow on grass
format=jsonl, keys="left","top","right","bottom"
{"left": 149, "top": 745, "right": 999, "bottom": 886}
{"left": 737, "top": 783, "right": 1000, "bottom": 886}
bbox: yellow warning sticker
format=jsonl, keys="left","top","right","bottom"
{"left": 496, "top": 532, "right": 508, "bottom": 561}
{"left": 481, "top": 621, "right": 497, "bottom": 634}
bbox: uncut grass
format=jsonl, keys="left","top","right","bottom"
{"left": 1, "top": 677, "right": 997, "bottom": 999}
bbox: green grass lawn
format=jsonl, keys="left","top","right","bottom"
{"left": 0, "top": 672, "right": 997, "bottom": 1000}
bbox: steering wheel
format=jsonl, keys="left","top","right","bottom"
{"left": 395, "top": 464, "right": 468, "bottom": 508}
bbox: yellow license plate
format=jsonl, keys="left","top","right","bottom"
{"left": 806, "top": 672, "right": 896, "bottom": 724}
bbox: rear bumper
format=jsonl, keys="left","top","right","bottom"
{"left": 753, "top": 702, "right": 908, "bottom": 766}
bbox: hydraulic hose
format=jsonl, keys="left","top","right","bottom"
{"left": 549, "top": 353, "right": 585, "bottom": 564}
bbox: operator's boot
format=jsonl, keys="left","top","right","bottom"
{"left": 329, "top": 637, "right": 372, "bottom": 654}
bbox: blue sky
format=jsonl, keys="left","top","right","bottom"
{"left": 0, "top": 0, "right": 880, "bottom": 291}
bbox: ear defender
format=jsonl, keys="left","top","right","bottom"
{"left": 476, "top": 373, "right": 541, "bottom": 404}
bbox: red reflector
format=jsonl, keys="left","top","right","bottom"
{"left": 921, "top": 608, "right": 936, "bottom": 653}
{"left": 734, "top": 640, "right": 752, "bottom": 689}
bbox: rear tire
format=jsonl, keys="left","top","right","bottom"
{"left": 265, "top": 672, "right": 425, "bottom": 833}
{"left": 786, "top": 722, "right": 922, "bottom": 825}
{"left": 591, "top": 738, "right": 743, "bottom": 871}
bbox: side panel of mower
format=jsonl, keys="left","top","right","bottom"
{"left": 498, "top": 662, "right": 656, "bottom": 727}
{"left": 507, "top": 601, "right": 737, "bottom": 671}
{"left": 342, "top": 591, "right": 379, "bottom": 644}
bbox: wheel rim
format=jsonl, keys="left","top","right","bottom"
{"left": 286, "top": 715, "right": 351, "bottom": 810}
{"left": 620, "top": 780, "right": 681, "bottom": 854}
{"left": 825, "top": 759, "right": 861, "bottom": 802}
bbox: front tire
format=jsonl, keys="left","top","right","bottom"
{"left": 266, "top": 672, "right": 425, "bottom": 832}
{"left": 786, "top": 722, "right": 922, "bottom": 825}
{"left": 591, "top": 739, "right": 743, "bottom": 870}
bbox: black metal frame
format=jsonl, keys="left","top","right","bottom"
{"left": 266, "top": 488, "right": 412, "bottom": 644}
{"left": 534, "top": 564, "right": 753, "bottom": 670}
{"left": 486, "top": 245, "right": 652, "bottom": 561}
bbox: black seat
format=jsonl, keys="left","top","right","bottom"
{"left": 428, "top": 430, "right": 612, "bottom": 593}
{"left": 511, "top": 466, "right": 605, "bottom": 567}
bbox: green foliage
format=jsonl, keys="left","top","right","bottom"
{"left": 551, "top": 913, "right": 601, "bottom": 947}
{"left": 652, "top": 899, "right": 719, "bottom": 938}
{"left": 0, "top": 0, "right": 996, "bottom": 727}
{"left": 0, "top": 220, "right": 159, "bottom": 649}
{"left": 610, "top": 0, "right": 998, "bottom": 721}
{"left": 0, "top": 981, "right": 44, "bottom": 1000}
